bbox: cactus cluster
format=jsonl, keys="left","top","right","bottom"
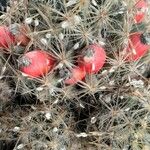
{"left": 0, "top": 0, "right": 150, "bottom": 150}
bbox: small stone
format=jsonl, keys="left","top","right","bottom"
{"left": 45, "top": 33, "right": 51, "bottom": 39}
{"left": 36, "top": 87, "right": 44, "bottom": 91}
{"left": 53, "top": 99, "right": 59, "bottom": 104}
{"left": 99, "top": 86, "right": 106, "bottom": 90}
{"left": 17, "top": 144, "right": 24, "bottom": 149}
{"left": 59, "top": 33, "right": 64, "bottom": 40}
{"left": 60, "top": 147, "right": 66, "bottom": 150}
{"left": 92, "top": 0, "right": 97, "bottom": 6}
{"left": 1, "top": 66, "right": 6, "bottom": 74}
{"left": 98, "top": 40, "right": 105, "bottom": 45}
{"left": 40, "top": 38, "right": 48, "bottom": 45}
{"left": 130, "top": 79, "right": 144, "bottom": 88}
{"left": 45, "top": 112, "right": 51, "bottom": 120}
{"left": 120, "top": 96, "right": 124, "bottom": 99}
{"left": 73, "top": 15, "right": 81, "bottom": 25}
{"left": 79, "top": 103, "right": 85, "bottom": 108}
{"left": 53, "top": 127, "right": 58, "bottom": 132}
{"left": 76, "top": 132, "right": 88, "bottom": 138}
{"left": 61, "top": 21, "right": 69, "bottom": 29}
{"left": 25, "top": 17, "right": 33, "bottom": 24}
{"left": 109, "top": 67, "right": 116, "bottom": 73}
{"left": 21, "top": 73, "right": 28, "bottom": 77}
{"left": 91, "top": 117, "right": 97, "bottom": 124}
{"left": 109, "top": 80, "right": 115, "bottom": 86}
{"left": 34, "top": 19, "right": 39, "bottom": 26}
{"left": 66, "top": 0, "right": 77, "bottom": 7}
{"left": 13, "top": 127, "right": 20, "bottom": 132}
{"left": 124, "top": 108, "right": 130, "bottom": 111}
{"left": 73, "top": 43, "right": 79, "bottom": 49}
{"left": 104, "top": 95, "right": 111, "bottom": 103}
{"left": 101, "top": 70, "right": 108, "bottom": 74}
{"left": 57, "top": 63, "right": 64, "bottom": 69}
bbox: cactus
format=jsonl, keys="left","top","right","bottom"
{"left": 0, "top": 0, "right": 150, "bottom": 149}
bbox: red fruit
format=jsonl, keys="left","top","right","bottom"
{"left": 65, "top": 65, "right": 86, "bottom": 85}
{"left": 19, "top": 50, "right": 55, "bottom": 77}
{"left": 134, "top": 0, "right": 148, "bottom": 23}
{"left": 78, "top": 44, "right": 106, "bottom": 74}
{"left": 9, "top": 23, "right": 30, "bottom": 46}
{"left": 125, "top": 33, "right": 150, "bottom": 61}
{"left": 0, "top": 26, "right": 15, "bottom": 48}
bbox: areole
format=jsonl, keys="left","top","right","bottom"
{"left": 140, "top": 33, "right": 150, "bottom": 45}
{"left": 18, "top": 56, "right": 31, "bottom": 67}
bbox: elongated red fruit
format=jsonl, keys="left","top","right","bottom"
{"left": 9, "top": 23, "right": 30, "bottom": 46}
{"left": 78, "top": 44, "right": 106, "bottom": 74}
{"left": 19, "top": 50, "right": 55, "bottom": 77}
{"left": 0, "top": 26, "right": 15, "bottom": 48}
{"left": 65, "top": 65, "right": 86, "bottom": 85}
{"left": 134, "top": 0, "right": 148, "bottom": 23}
{"left": 125, "top": 33, "right": 150, "bottom": 61}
